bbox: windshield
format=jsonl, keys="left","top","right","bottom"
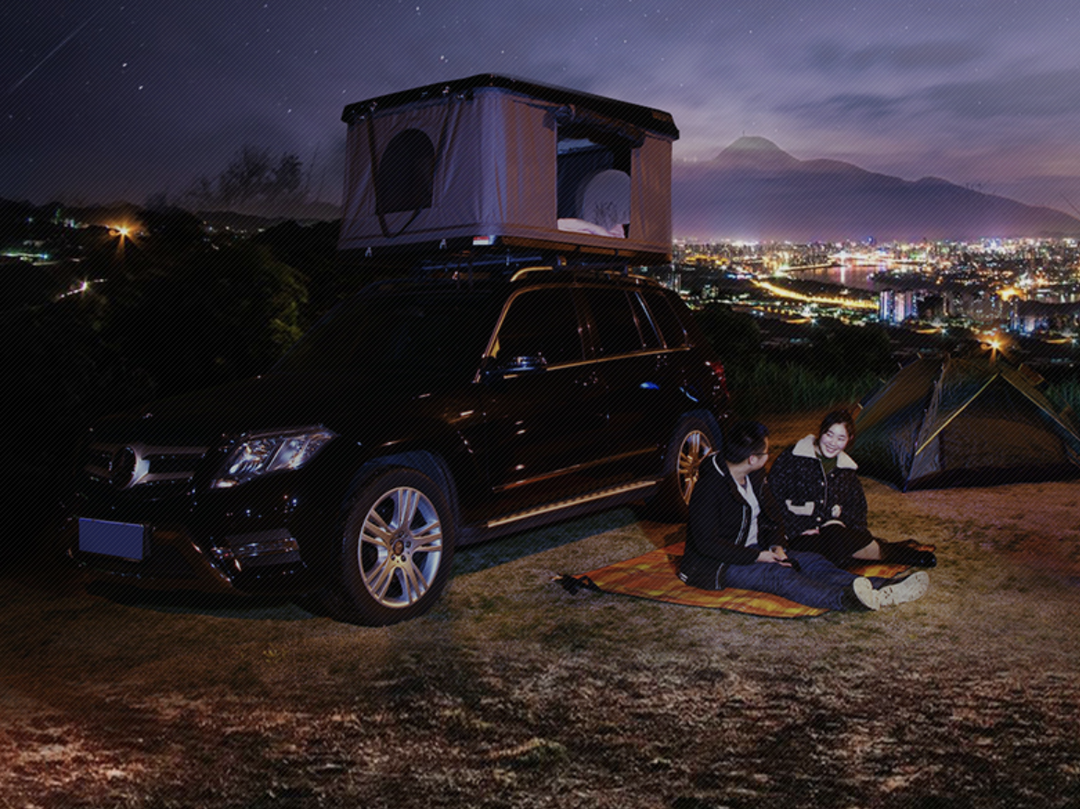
{"left": 271, "top": 285, "right": 496, "bottom": 378}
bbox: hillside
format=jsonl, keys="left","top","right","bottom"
{"left": 4, "top": 409, "right": 1080, "bottom": 806}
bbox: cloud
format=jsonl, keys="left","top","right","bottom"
{"left": 807, "top": 39, "right": 985, "bottom": 74}
{"left": 921, "top": 68, "right": 1080, "bottom": 120}
{"left": 782, "top": 91, "right": 910, "bottom": 123}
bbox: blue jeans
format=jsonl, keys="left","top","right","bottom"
{"left": 723, "top": 550, "right": 887, "bottom": 611}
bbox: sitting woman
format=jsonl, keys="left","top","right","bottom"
{"left": 764, "top": 409, "right": 936, "bottom": 568}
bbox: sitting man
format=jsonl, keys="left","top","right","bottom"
{"left": 678, "top": 420, "right": 928, "bottom": 611}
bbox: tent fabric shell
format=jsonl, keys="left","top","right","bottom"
{"left": 851, "top": 356, "right": 1080, "bottom": 490}
{"left": 338, "top": 75, "right": 677, "bottom": 265}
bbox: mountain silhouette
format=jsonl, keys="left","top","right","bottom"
{"left": 673, "top": 137, "right": 1080, "bottom": 242}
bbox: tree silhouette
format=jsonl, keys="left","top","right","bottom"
{"left": 693, "top": 303, "right": 762, "bottom": 375}
{"left": 186, "top": 145, "right": 305, "bottom": 214}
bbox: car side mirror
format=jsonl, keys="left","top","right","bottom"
{"left": 482, "top": 354, "right": 548, "bottom": 381}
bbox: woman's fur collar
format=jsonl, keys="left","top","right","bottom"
{"left": 791, "top": 434, "right": 858, "bottom": 470}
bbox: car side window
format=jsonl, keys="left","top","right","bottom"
{"left": 643, "top": 290, "right": 688, "bottom": 348}
{"left": 582, "top": 287, "right": 646, "bottom": 357}
{"left": 492, "top": 287, "right": 584, "bottom": 366}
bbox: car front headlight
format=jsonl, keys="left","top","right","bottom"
{"left": 211, "top": 427, "right": 338, "bottom": 489}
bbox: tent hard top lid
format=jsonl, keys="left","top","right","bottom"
{"left": 341, "top": 73, "right": 679, "bottom": 141}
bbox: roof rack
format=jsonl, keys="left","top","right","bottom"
{"left": 336, "top": 240, "right": 668, "bottom": 288}
{"left": 508, "top": 264, "right": 659, "bottom": 284}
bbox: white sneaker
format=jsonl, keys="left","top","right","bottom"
{"left": 876, "top": 571, "right": 930, "bottom": 607}
{"left": 851, "top": 576, "right": 880, "bottom": 610}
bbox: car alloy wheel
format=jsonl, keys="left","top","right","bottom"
{"left": 646, "top": 414, "right": 719, "bottom": 522}
{"left": 358, "top": 484, "right": 444, "bottom": 608}
{"left": 326, "top": 466, "right": 456, "bottom": 625}
{"left": 676, "top": 428, "right": 713, "bottom": 505}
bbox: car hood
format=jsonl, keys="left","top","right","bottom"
{"left": 91, "top": 370, "right": 470, "bottom": 448}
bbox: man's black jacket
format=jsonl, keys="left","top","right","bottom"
{"left": 678, "top": 453, "right": 788, "bottom": 590}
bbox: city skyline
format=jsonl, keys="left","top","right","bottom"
{"left": 3, "top": 1, "right": 1080, "bottom": 216}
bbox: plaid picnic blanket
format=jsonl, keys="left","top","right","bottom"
{"left": 560, "top": 542, "right": 913, "bottom": 618}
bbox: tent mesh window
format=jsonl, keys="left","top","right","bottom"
{"left": 375, "top": 128, "right": 436, "bottom": 214}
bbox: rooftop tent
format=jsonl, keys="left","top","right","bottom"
{"left": 338, "top": 74, "right": 679, "bottom": 267}
{"left": 851, "top": 355, "right": 1080, "bottom": 491}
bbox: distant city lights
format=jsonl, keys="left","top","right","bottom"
{"left": 55, "top": 278, "right": 106, "bottom": 301}
{"left": 752, "top": 279, "right": 878, "bottom": 311}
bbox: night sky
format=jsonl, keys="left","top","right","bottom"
{"left": 4, "top": 0, "right": 1079, "bottom": 216}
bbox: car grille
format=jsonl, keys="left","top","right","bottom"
{"left": 84, "top": 441, "right": 208, "bottom": 492}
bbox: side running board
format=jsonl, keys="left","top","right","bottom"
{"left": 485, "top": 479, "right": 660, "bottom": 528}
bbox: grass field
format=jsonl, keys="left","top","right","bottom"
{"left": 3, "top": 413, "right": 1080, "bottom": 808}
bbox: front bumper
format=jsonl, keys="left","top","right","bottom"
{"left": 64, "top": 515, "right": 315, "bottom": 597}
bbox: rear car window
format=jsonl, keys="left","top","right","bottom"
{"left": 643, "top": 290, "right": 689, "bottom": 348}
{"left": 628, "top": 291, "right": 663, "bottom": 350}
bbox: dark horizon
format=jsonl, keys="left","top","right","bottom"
{"left": 6, "top": 131, "right": 1080, "bottom": 246}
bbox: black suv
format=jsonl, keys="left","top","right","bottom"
{"left": 64, "top": 267, "right": 729, "bottom": 624}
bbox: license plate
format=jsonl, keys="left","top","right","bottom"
{"left": 78, "top": 518, "right": 149, "bottom": 561}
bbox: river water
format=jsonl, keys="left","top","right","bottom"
{"left": 786, "top": 264, "right": 879, "bottom": 291}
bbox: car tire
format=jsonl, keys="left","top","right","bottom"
{"left": 321, "top": 467, "right": 456, "bottom": 625}
{"left": 646, "top": 415, "right": 719, "bottom": 522}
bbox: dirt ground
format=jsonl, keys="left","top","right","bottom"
{"left": 3, "top": 412, "right": 1080, "bottom": 808}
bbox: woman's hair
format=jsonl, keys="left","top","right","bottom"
{"left": 817, "top": 409, "right": 856, "bottom": 442}
{"left": 724, "top": 421, "right": 769, "bottom": 464}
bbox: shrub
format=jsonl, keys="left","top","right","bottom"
{"left": 728, "top": 358, "right": 881, "bottom": 417}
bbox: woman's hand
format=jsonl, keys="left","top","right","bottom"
{"left": 756, "top": 548, "right": 791, "bottom": 566}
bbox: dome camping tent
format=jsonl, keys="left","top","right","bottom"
{"left": 851, "top": 355, "right": 1080, "bottom": 490}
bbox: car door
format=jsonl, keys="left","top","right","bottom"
{"left": 478, "top": 285, "right": 611, "bottom": 515}
{"left": 579, "top": 285, "right": 673, "bottom": 482}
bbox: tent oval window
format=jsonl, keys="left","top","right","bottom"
{"left": 376, "top": 129, "right": 435, "bottom": 214}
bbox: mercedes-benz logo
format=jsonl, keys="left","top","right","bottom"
{"left": 109, "top": 447, "right": 137, "bottom": 489}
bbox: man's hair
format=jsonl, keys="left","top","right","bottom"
{"left": 817, "top": 409, "right": 856, "bottom": 441}
{"left": 723, "top": 420, "right": 769, "bottom": 464}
